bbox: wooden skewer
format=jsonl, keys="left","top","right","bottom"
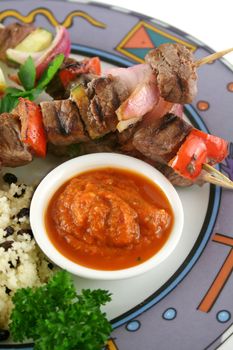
{"left": 195, "top": 48, "right": 233, "bottom": 188}
{"left": 195, "top": 47, "right": 233, "bottom": 67}
{"left": 202, "top": 163, "right": 233, "bottom": 190}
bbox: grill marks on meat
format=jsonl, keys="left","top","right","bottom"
{"left": 84, "top": 76, "right": 129, "bottom": 139}
{"left": 146, "top": 43, "right": 197, "bottom": 104}
{"left": 0, "top": 23, "right": 34, "bottom": 63}
{"left": 133, "top": 114, "right": 192, "bottom": 163}
{"left": 0, "top": 110, "right": 194, "bottom": 187}
{"left": 0, "top": 114, "right": 32, "bottom": 167}
{"left": 13, "top": 99, "right": 30, "bottom": 142}
{"left": 40, "top": 100, "right": 88, "bottom": 145}
{"left": 115, "top": 118, "right": 193, "bottom": 187}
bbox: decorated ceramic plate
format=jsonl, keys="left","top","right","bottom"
{"left": 0, "top": 1, "right": 233, "bottom": 349}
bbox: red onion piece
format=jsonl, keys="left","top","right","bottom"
{"left": 35, "top": 26, "right": 71, "bottom": 78}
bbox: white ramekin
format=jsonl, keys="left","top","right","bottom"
{"left": 30, "top": 153, "right": 184, "bottom": 280}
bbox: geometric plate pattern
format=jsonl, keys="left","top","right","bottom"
{"left": 116, "top": 21, "right": 196, "bottom": 63}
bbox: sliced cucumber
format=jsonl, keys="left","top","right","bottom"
{"left": 15, "top": 28, "right": 53, "bottom": 52}
{"left": 6, "top": 49, "right": 43, "bottom": 65}
{"left": 71, "top": 85, "right": 89, "bottom": 115}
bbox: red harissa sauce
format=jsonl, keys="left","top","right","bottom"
{"left": 45, "top": 168, "right": 174, "bottom": 270}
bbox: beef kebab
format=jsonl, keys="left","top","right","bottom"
{"left": 1, "top": 22, "right": 231, "bottom": 106}
{"left": 1, "top": 21, "right": 232, "bottom": 120}
{"left": 44, "top": 45, "right": 232, "bottom": 188}
{"left": 0, "top": 92, "right": 231, "bottom": 189}
{"left": 0, "top": 24, "right": 232, "bottom": 188}
{"left": 1, "top": 21, "right": 232, "bottom": 124}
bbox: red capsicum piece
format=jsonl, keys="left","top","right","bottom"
{"left": 190, "top": 129, "right": 228, "bottom": 164}
{"left": 169, "top": 129, "right": 228, "bottom": 180}
{"left": 84, "top": 57, "right": 101, "bottom": 75}
{"left": 18, "top": 98, "right": 47, "bottom": 158}
{"left": 59, "top": 57, "right": 101, "bottom": 88}
{"left": 59, "top": 69, "right": 74, "bottom": 87}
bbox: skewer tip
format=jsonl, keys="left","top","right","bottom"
{"left": 195, "top": 47, "right": 233, "bottom": 67}
{"left": 202, "top": 163, "right": 233, "bottom": 190}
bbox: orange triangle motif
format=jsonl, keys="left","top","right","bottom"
{"left": 124, "top": 26, "right": 154, "bottom": 49}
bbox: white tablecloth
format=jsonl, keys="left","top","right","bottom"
{"left": 97, "top": 0, "right": 233, "bottom": 65}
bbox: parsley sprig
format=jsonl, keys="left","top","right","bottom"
{"left": 10, "top": 270, "right": 112, "bottom": 350}
{"left": 0, "top": 54, "right": 64, "bottom": 114}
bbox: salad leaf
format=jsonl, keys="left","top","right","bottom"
{"left": 0, "top": 88, "right": 42, "bottom": 113}
{"left": 0, "top": 94, "right": 19, "bottom": 113}
{"left": 5, "top": 87, "right": 23, "bottom": 95}
{"left": 37, "top": 54, "right": 64, "bottom": 89}
{"left": 29, "top": 88, "right": 43, "bottom": 100}
{"left": 6, "top": 86, "right": 43, "bottom": 100}
{"left": 0, "top": 54, "right": 64, "bottom": 114}
{"left": 10, "top": 270, "right": 112, "bottom": 350}
{"left": 18, "top": 56, "right": 36, "bottom": 90}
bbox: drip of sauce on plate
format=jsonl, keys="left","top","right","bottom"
{"left": 45, "top": 168, "right": 174, "bottom": 270}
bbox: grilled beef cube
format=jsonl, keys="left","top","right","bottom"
{"left": 0, "top": 114, "right": 32, "bottom": 167}
{"left": 40, "top": 99, "right": 88, "bottom": 145}
{"left": 116, "top": 124, "right": 141, "bottom": 156}
{"left": 115, "top": 125, "right": 192, "bottom": 186}
{"left": 48, "top": 132, "right": 118, "bottom": 157}
{"left": 133, "top": 113, "right": 192, "bottom": 163}
{"left": 146, "top": 43, "right": 197, "bottom": 104}
{"left": 118, "top": 137, "right": 193, "bottom": 187}
{"left": 79, "top": 76, "right": 128, "bottom": 139}
{"left": 117, "top": 124, "right": 138, "bottom": 145}
{"left": 70, "top": 133, "right": 118, "bottom": 155}
{"left": 13, "top": 99, "right": 34, "bottom": 143}
{"left": 0, "top": 23, "right": 34, "bottom": 63}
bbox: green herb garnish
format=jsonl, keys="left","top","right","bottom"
{"left": 37, "top": 54, "right": 64, "bottom": 89}
{"left": 18, "top": 56, "right": 36, "bottom": 91}
{"left": 10, "top": 270, "right": 112, "bottom": 350}
{"left": 0, "top": 94, "right": 19, "bottom": 114}
{"left": 0, "top": 54, "right": 64, "bottom": 114}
